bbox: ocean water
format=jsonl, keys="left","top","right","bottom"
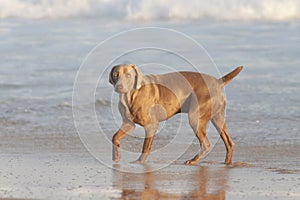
{"left": 0, "top": 0, "right": 299, "bottom": 152}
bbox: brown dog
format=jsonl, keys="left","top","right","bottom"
{"left": 109, "top": 64, "right": 243, "bottom": 165}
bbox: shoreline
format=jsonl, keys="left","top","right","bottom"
{"left": 0, "top": 133, "right": 299, "bottom": 199}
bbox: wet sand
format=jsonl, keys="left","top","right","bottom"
{"left": 0, "top": 134, "right": 299, "bottom": 199}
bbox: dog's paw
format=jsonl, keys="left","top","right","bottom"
{"left": 130, "top": 159, "right": 144, "bottom": 164}
{"left": 184, "top": 160, "right": 198, "bottom": 165}
{"left": 112, "top": 149, "right": 120, "bottom": 162}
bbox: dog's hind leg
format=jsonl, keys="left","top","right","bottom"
{"left": 211, "top": 111, "right": 234, "bottom": 165}
{"left": 185, "top": 110, "right": 211, "bottom": 165}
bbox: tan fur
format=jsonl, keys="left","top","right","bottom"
{"left": 109, "top": 64, "right": 243, "bottom": 165}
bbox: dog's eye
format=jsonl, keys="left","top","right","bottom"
{"left": 114, "top": 72, "right": 119, "bottom": 78}
{"left": 126, "top": 73, "right": 131, "bottom": 78}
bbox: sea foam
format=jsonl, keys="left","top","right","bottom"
{"left": 0, "top": 0, "right": 299, "bottom": 21}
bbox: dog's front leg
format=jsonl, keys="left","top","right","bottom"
{"left": 112, "top": 122, "right": 135, "bottom": 162}
{"left": 134, "top": 123, "right": 158, "bottom": 164}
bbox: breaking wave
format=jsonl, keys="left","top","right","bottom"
{"left": 0, "top": 0, "right": 299, "bottom": 21}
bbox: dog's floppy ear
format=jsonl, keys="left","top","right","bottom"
{"left": 132, "top": 64, "right": 143, "bottom": 89}
{"left": 109, "top": 66, "right": 117, "bottom": 85}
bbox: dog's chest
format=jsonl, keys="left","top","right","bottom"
{"left": 129, "top": 97, "right": 179, "bottom": 126}
{"left": 128, "top": 100, "right": 152, "bottom": 126}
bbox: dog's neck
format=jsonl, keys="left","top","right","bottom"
{"left": 120, "top": 92, "right": 132, "bottom": 107}
{"left": 119, "top": 89, "right": 138, "bottom": 121}
{"left": 118, "top": 76, "right": 146, "bottom": 120}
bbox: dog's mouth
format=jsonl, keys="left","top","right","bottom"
{"left": 114, "top": 87, "right": 127, "bottom": 94}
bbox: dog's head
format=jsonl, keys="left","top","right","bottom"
{"left": 109, "top": 64, "right": 143, "bottom": 94}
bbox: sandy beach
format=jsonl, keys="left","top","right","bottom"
{"left": 0, "top": 133, "right": 299, "bottom": 199}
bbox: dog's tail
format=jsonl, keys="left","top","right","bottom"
{"left": 219, "top": 66, "right": 243, "bottom": 87}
